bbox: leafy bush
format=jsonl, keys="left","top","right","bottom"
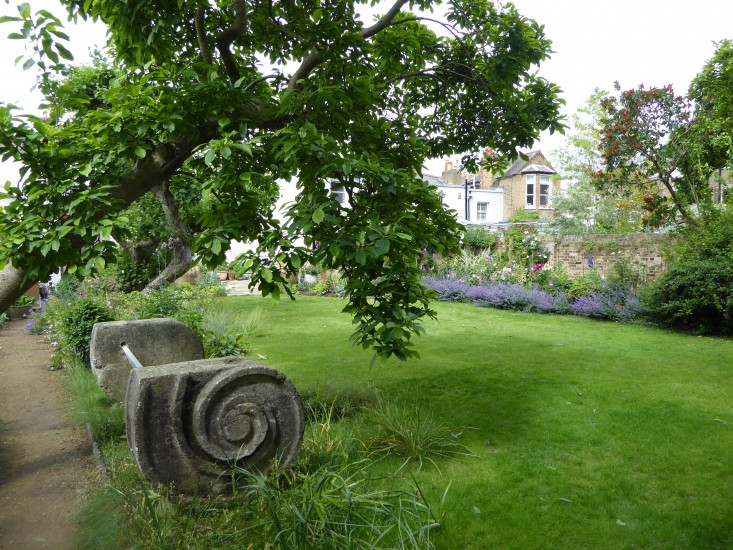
{"left": 136, "top": 285, "right": 206, "bottom": 334}
{"left": 203, "top": 333, "right": 249, "bottom": 357}
{"left": 12, "top": 295, "right": 36, "bottom": 307}
{"left": 463, "top": 226, "right": 498, "bottom": 251}
{"left": 60, "top": 298, "right": 114, "bottom": 366}
{"left": 0, "top": 312, "right": 7, "bottom": 327}
{"left": 642, "top": 208, "right": 733, "bottom": 335}
{"left": 566, "top": 270, "right": 605, "bottom": 301}
{"left": 197, "top": 271, "right": 227, "bottom": 295}
{"left": 508, "top": 209, "right": 541, "bottom": 222}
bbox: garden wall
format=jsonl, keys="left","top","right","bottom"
{"left": 538, "top": 234, "right": 670, "bottom": 282}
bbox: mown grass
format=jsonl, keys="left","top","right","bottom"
{"left": 71, "top": 294, "right": 733, "bottom": 548}
{"left": 221, "top": 295, "right": 733, "bottom": 549}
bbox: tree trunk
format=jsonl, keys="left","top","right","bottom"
{"left": 0, "top": 263, "right": 34, "bottom": 314}
{"left": 0, "top": 127, "right": 216, "bottom": 311}
{"left": 144, "top": 244, "right": 193, "bottom": 292}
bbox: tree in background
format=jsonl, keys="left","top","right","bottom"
{"left": 549, "top": 89, "right": 644, "bottom": 234}
{"left": 593, "top": 83, "right": 715, "bottom": 228}
{"left": 688, "top": 39, "right": 733, "bottom": 194}
{"left": 0, "top": 0, "right": 564, "bottom": 359}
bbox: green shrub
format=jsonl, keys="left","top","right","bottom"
{"left": 60, "top": 298, "right": 114, "bottom": 367}
{"left": 12, "top": 295, "right": 36, "bottom": 307}
{"left": 463, "top": 226, "right": 498, "bottom": 251}
{"left": 567, "top": 270, "right": 604, "bottom": 301}
{"left": 642, "top": 209, "right": 733, "bottom": 335}
{"left": 0, "top": 312, "right": 7, "bottom": 327}
{"left": 137, "top": 285, "right": 205, "bottom": 334}
{"left": 203, "top": 333, "right": 249, "bottom": 357}
{"left": 197, "top": 271, "right": 227, "bottom": 295}
{"left": 508, "top": 209, "right": 541, "bottom": 222}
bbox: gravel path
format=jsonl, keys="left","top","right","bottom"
{"left": 0, "top": 320, "right": 97, "bottom": 549}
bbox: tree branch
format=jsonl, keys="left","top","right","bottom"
{"left": 359, "top": 0, "right": 410, "bottom": 39}
{"left": 289, "top": 0, "right": 409, "bottom": 90}
{"left": 215, "top": 0, "right": 247, "bottom": 82}
{"left": 195, "top": 5, "right": 213, "bottom": 64}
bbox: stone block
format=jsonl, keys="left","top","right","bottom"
{"left": 89, "top": 318, "right": 204, "bottom": 401}
{"left": 126, "top": 357, "right": 305, "bottom": 496}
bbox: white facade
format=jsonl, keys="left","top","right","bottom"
{"left": 436, "top": 182, "right": 504, "bottom": 225}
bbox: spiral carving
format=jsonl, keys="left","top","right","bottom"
{"left": 126, "top": 358, "right": 305, "bottom": 496}
{"left": 191, "top": 367, "right": 303, "bottom": 470}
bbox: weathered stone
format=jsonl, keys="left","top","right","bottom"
{"left": 125, "top": 357, "right": 305, "bottom": 496}
{"left": 89, "top": 319, "right": 204, "bottom": 401}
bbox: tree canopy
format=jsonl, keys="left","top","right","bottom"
{"left": 0, "top": 0, "right": 564, "bottom": 359}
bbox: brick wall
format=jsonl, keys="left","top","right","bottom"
{"left": 538, "top": 234, "right": 670, "bottom": 281}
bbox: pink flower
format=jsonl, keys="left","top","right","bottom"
{"left": 532, "top": 263, "right": 544, "bottom": 273}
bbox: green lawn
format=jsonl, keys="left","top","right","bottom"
{"left": 224, "top": 295, "right": 733, "bottom": 549}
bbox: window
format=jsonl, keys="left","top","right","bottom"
{"left": 476, "top": 202, "right": 489, "bottom": 222}
{"left": 526, "top": 174, "right": 552, "bottom": 209}
{"left": 329, "top": 183, "right": 347, "bottom": 205}
{"left": 526, "top": 176, "right": 535, "bottom": 208}
{"left": 539, "top": 175, "right": 551, "bottom": 207}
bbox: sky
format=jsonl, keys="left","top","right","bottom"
{"left": 1, "top": 0, "right": 732, "bottom": 181}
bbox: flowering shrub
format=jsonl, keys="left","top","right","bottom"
{"left": 426, "top": 275, "right": 639, "bottom": 323}
{"left": 424, "top": 276, "right": 470, "bottom": 302}
{"left": 568, "top": 284, "right": 642, "bottom": 322}
{"left": 467, "top": 284, "right": 530, "bottom": 310}
{"left": 527, "top": 287, "right": 570, "bottom": 314}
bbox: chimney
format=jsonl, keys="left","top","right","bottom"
{"left": 444, "top": 161, "right": 453, "bottom": 172}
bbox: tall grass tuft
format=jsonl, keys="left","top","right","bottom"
{"left": 365, "top": 397, "right": 473, "bottom": 471}
{"left": 65, "top": 356, "right": 125, "bottom": 439}
{"left": 231, "top": 461, "right": 443, "bottom": 549}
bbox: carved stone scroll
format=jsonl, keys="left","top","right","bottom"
{"left": 125, "top": 357, "right": 305, "bottom": 496}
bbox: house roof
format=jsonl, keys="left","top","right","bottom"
{"left": 501, "top": 150, "right": 556, "bottom": 178}
{"left": 520, "top": 164, "right": 556, "bottom": 175}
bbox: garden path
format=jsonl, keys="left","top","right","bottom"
{"left": 0, "top": 320, "right": 97, "bottom": 549}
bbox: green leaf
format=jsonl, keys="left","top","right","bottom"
{"left": 261, "top": 268, "right": 273, "bottom": 283}
{"left": 204, "top": 148, "right": 216, "bottom": 165}
{"left": 55, "top": 43, "right": 74, "bottom": 61}
{"left": 220, "top": 146, "right": 232, "bottom": 159}
{"left": 211, "top": 239, "right": 221, "bottom": 255}
{"left": 290, "top": 255, "right": 301, "bottom": 269}
{"left": 22, "top": 58, "right": 34, "bottom": 71}
{"left": 79, "top": 163, "right": 92, "bottom": 176}
{"left": 134, "top": 146, "right": 146, "bottom": 159}
{"left": 312, "top": 208, "right": 325, "bottom": 224}
{"left": 374, "top": 239, "right": 390, "bottom": 256}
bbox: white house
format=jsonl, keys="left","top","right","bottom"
{"left": 422, "top": 175, "right": 504, "bottom": 225}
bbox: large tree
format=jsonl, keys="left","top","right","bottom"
{"left": 549, "top": 89, "right": 644, "bottom": 234}
{"left": 593, "top": 83, "right": 717, "bottom": 227}
{"left": 689, "top": 39, "right": 733, "bottom": 177}
{"left": 0, "top": 0, "right": 563, "bottom": 359}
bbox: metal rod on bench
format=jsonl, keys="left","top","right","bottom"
{"left": 121, "top": 343, "right": 144, "bottom": 370}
